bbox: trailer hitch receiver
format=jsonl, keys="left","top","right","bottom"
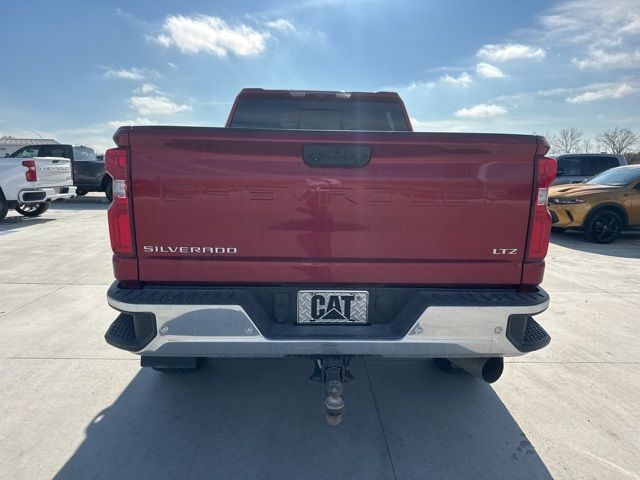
{"left": 310, "top": 356, "right": 354, "bottom": 426}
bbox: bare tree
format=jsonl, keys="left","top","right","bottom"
{"left": 581, "top": 137, "right": 593, "bottom": 153}
{"left": 625, "top": 152, "right": 640, "bottom": 165}
{"left": 596, "top": 127, "right": 640, "bottom": 154}
{"left": 549, "top": 128, "right": 583, "bottom": 154}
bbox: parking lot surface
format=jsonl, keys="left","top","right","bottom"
{"left": 1, "top": 195, "right": 639, "bottom": 480}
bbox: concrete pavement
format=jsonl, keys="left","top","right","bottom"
{"left": 0, "top": 195, "right": 638, "bottom": 480}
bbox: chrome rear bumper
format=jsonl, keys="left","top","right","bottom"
{"left": 106, "top": 283, "right": 550, "bottom": 358}
{"left": 44, "top": 186, "right": 77, "bottom": 201}
{"left": 17, "top": 186, "right": 77, "bottom": 203}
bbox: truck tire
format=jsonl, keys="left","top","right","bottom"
{"left": 0, "top": 192, "right": 8, "bottom": 221}
{"left": 76, "top": 190, "right": 87, "bottom": 196}
{"left": 104, "top": 178, "right": 113, "bottom": 202}
{"left": 585, "top": 209, "right": 622, "bottom": 244}
{"left": 15, "top": 202, "right": 50, "bottom": 217}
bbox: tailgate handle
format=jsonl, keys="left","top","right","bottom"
{"left": 303, "top": 144, "right": 371, "bottom": 168}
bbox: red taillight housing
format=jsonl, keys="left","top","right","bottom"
{"left": 526, "top": 156, "right": 557, "bottom": 261}
{"left": 105, "top": 148, "right": 134, "bottom": 255}
{"left": 22, "top": 160, "right": 37, "bottom": 182}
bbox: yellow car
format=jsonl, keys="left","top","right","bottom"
{"left": 548, "top": 165, "right": 640, "bottom": 243}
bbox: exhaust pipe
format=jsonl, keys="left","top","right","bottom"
{"left": 450, "top": 357, "right": 504, "bottom": 383}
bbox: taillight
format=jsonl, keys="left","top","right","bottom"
{"left": 22, "top": 160, "right": 37, "bottom": 182}
{"left": 105, "top": 148, "right": 133, "bottom": 255}
{"left": 526, "top": 156, "right": 557, "bottom": 260}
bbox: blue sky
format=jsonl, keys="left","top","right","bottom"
{"left": 1, "top": 0, "right": 639, "bottom": 152}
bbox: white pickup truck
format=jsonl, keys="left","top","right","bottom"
{"left": 0, "top": 155, "right": 77, "bottom": 221}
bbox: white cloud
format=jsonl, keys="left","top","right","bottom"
{"left": 265, "top": 18, "right": 296, "bottom": 33}
{"left": 540, "top": 0, "right": 640, "bottom": 71}
{"left": 572, "top": 48, "right": 640, "bottom": 69}
{"left": 153, "top": 15, "right": 269, "bottom": 57}
{"left": 168, "top": 62, "right": 178, "bottom": 68}
{"left": 455, "top": 103, "right": 507, "bottom": 118}
{"left": 566, "top": 83, "right": 635, "bottom": 103}
{"left": 406, "top": 73, "right": 471, "bottom": 90}
{"left": 541, "top": 0, "right": 640, "bottom": 45}
{"left": 423, "top": 65, "right": 466, "bottom": 74}
{"left": 477, "top": 43, "right": 546, "bottom": 62}
{"left": 130, "top": 96, "right": 192, "bottom": 116}
{"left": 494, "top": 81, "right": 640, "bottom": 105}
{"left": 475, "top": 62, "right": 506, "bottom": 78}
{"left": 102, "top": 68, "right": 144, "bottom": 80}
{"left": 134, "top": 83, "right": 159, "bottom": 94}
{"left": 440, "top": 72, "right": 472, "bottom": 88}
{"left": 407, "top": 80, "right": 436, "bottom": 90}
{"left": 535, "top": 87, "right": 571, "bottom": 97}
{"left": 115, "top": 8, "right": 134, "bottom": 20}
{"left": 620, "top": 17, "right": 640, "bottom": 34}
{"left": 538, "top": 0, "right": 640, "bottom": 73}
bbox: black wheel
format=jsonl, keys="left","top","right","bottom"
{"left": 76, "top": 190, "right": 87, "bottom": 196}
{"left": 551, "top": 227, "right": 566, "bottom": 233}
{"left": 104, "top": 179, "right": 113, "bottom": 202}
{"left": 152, "top": 358, "right": 206, "bottom": 373}
{"left": 0, "top": 192, "right": 8, "bottom": 221}
{"left": 433, "top": 358, "right": 466, "bottom": 375}
{"left": 15, "top": 202, "right": 50, "bottom": 217}
{"left": 585, "top": 210, "right": 622, "bottom": 244}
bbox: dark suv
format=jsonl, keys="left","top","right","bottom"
{"left": 9, "top": 144, "right": 111, "bottom": 201}
{"left": 552, "top": 154, "right": 627, "bottom": 185}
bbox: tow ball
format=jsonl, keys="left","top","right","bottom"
{"left": 310, "top": 356, "right": 355, "bottom": 426}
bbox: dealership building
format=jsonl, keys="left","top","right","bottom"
{"left": 0, "top": 136, "right": 59, "bottom": 157}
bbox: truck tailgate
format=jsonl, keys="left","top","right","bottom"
{"left": 125, "top": 127, "right": 538, "bottom": 285}
{"left": 34, "top": 157, "right": 73, "bottom": 187}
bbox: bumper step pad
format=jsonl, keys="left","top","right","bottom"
{"left": 522, "top": 317, "right": 551, "bottom": 351}
{"left": 507, "top": 315, "right": 551, "bottom": 352}
{"left": 105, "top": 314, "right": 136, "bottom": 347}
{"left": 105, "top": 312, "right": 157, "bottom": 352}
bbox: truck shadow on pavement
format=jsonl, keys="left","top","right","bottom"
{"left": 550, "top": 231, "right": 640, "bottom": 259}
{"left": 0, "top": 216, "right": 55, "bottom": 234}
{"left": 50, "top": 196, "right": 109, "bottom": 211}
{"left": 53, "top": 358, "right": 552, "bottom": 480}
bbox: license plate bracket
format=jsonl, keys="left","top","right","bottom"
{"left": 297, "top": 291, "right": 368, "bottom": 324}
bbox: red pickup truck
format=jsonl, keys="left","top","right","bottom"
{"left": 104, "top": 89, "right": 556, "bottom": 423}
